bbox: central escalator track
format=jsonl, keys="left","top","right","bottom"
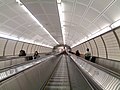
{"left": 40, "top": 54, "right": 98, "bottom": 90}
{"left": 43, "top": 55, "right": 71, "bottom": 90}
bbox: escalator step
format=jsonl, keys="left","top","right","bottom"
{"left": 45, "top": 85, "right": 70, "bottom": 90}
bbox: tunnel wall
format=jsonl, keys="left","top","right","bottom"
{"left": 72, "top": 26, "right": 120, "bottom": 61}
{"left": 0, "top": 37, "right": 52, "bottom": 56}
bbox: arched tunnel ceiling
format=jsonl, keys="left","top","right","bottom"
{"left": 0, "top": 0, "right": 120, "bottom": 48}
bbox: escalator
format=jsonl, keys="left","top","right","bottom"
{"left": 0, "top": 54, "right": 119, "bottom": 90}
{"left": 42, "top": 55, "right": 94, "bottom": 90}
{"left": 44, "top": 55, "right": 71, "bottom": 90}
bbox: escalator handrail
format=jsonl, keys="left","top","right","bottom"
{"left": 70, "top": 54, "right": 120, "bottom": 90}
{"left": 71, "top": 54, "right": 120, "bottom": 79}
{"left": 0, "top": 55, "right": 33, "bottom": 61}
{"left": 69, "top": 55, "right": 102, "bottom": 90}
{"left": 0, "top": 55, "right": 55, "bottom": 83}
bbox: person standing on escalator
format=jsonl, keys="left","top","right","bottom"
{"left": 19, "top": 50, "right": 26, "bottom": 56}
{"left": 85, "top": 48, "right": 91, "bottom": 61}
{"left": 75, "top": 50, "right": 80, "bottom": 57}
{"left": 34, "top": 51, "right": 40, "bottom": 59}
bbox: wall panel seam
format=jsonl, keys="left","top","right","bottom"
{"left": 26, "top": 43, "right": 29, "bottom": 53}
{"left": 3, "top": 39, "right": 8, "bottom": 56}
{"left": 88, "top": 41, "right": 93, "bottom": 55}
{"left": 93, "top": 39, "right": 99, "bottom": 57}
{"left": 101, "top": 36, "right": 108, "bottom": 59}
{"left": 113, "top": 31, "right": 120, "bottom": 50}
{"left": 13, "top": 41, "right": 18, "bottom": 55}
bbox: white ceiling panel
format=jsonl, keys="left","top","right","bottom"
{"left": 94, "top": 15, "right": 111, "bottom": 29}
{"left": 4, "top": 20, "right": 19, "bottom": 29}
{"left": 21, "top": 0, "right": 63, "bottom": 44}
{"left": 61, "top": 0, "right": 118, "bottom": 46}
{"left": 1, "top": 0, "right": 15, "bottom": 4}
{"left": 0, "top": 1, "right": 3, "bottom": 6}
{"left": 87, "top": 24, "right": 100, "bottom": 34}
{"left": 77, "top": 0, "right": 91, "bottom": 5}
{"left": 0, "top": 25, "right": 14, "bottom": 35}
{"left": 0, "top": 14, "right": 8, "bottom": 24}
{"left": 22, "top": 14, "right": 36, "bottom": 23}
{"left": 42, "top": 2, "right": 58, "bottom": 14}
{"left": 74, "top": 3, "right": 87, "bottom": 16}
{"left": 13, "top": 16, "right": 26, "bottom": 24}
{"left": 25, "top": 3, "right": 44, "bottom": 15}
{"left": 63, "top": 0, "right": 75, "bottom": 2}
{"left": 0, "top": 0, "right": 120, "bottom": 48}
{"left": 63, "top": 1, "right": 73, "bottom": 12}
{"left": 35, "top": 15, "right": 48, "bottom": 24}
{"left": 64, "top": 13, "right": 72, "bottom": 22}
{"left": 80, "top": 18, "right": 91, "bottom": 28}
{"left": 0, "top": 5, "right": 18, "bottom": 18}
{"left": 85, "top": 8, "right": 100, "bottom": 22}
{"left": 16, "top": 26, "right": 26, "bottom": 32}
{"left": 48, "top": 15, "right": 60, "bottom": 24}
{"left": 10, "top": 31, "right": 23, "bottom": 37}
{"left": 72, "top": 15, "right": 82, "bottom": 25}
{"left": 8, "top": 1, "right": 27, "bottom": 14}
{"left": 115, "top": 0, "right": 120, "bottom": 6}
{"left": 105, "top": 4, "right": 120, "bottom": 21}
{"left": 91, "top": 0, "right": 112, "bottom": 12}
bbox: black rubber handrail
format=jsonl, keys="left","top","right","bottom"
{"left": 0, "top": 58, "right": 36, "bottom": 72}
{"left": 95, "top": 56, "right": 120, "bottom": 62}
{"left": 0, "top": 53, "right": 54, "bottom": 61}
{"left": 0, "top": 55, "right": 33, "bottom": 61}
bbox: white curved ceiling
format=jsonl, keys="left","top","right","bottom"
{"left": 0, "top": 0, "right": 120, "bottom": 48}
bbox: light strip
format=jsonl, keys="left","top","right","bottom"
{"left": 111, "top": 19, "right": 120, "bottom": 29}
{"left": 19, "top": 37, "right": 53, "bottom": 48}
{"left": 0, "top": 33, "right": 19, "bottom": 41}
{"left": 0, "top": 34, "right": 53, "bottom": 48}
{"left": 92, "top": 26, "right": 111, "bottom": 37}
{"left": 57, "top": 0, "right": 65, "bottom": 44}
{"left": 72, "top": 19, "right": 120, "bottom": 48}
{"left": 16, "top": 0, "right": 59, "bottom": 45}
{"left": 71, "top": 37, "right": 87, "bottom": 48}
{"left": 34, "top": 42, "right": 53, "bottom": 48}
{"left": 71, "top": 26, "right": 111, "bottom": 48}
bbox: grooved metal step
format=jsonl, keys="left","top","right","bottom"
{"left": 44, "top": 55, "right": 70, "bottom": 90}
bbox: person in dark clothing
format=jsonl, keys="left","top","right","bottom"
{"left": 19, "top": 50, "right": 26, "bottom": 56}
{"left": 69, "top": 51, "right": 75, "bottom": 54}
{"left": 75, "top": 50, "right": 80, "bottom": 56}
{"left": 34, "top": 51, "right": 39, "bottom": 59}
